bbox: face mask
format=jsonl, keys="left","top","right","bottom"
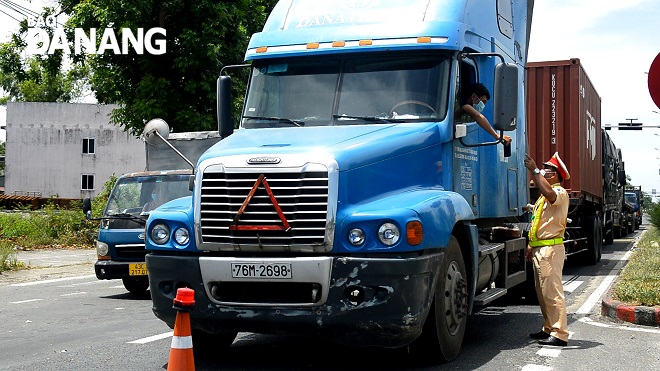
{"left": 151, "top": 193, "right": 157, "bottom": 201}
{"left": 473, "top": 100, "right": 485, "bottom": 113}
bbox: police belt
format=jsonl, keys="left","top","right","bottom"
{"left": 529, "top": 237, "right": 564, "bottom": 247}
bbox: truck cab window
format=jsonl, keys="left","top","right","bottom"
{"left": 242, "top": 53, "right": 451, "bottom": 127}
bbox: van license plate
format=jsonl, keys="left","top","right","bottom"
{"left": 231, "top": 263, "right": 292, "bottom": 279}
{"left": 129, "top": 263, "right": 148, "bottom": 276}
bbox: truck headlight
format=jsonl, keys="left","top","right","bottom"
{"left": 378, "top": 223, "right": 400, "bottom": 246}
{"left": 174, "top": 227, "right": 190, "bottom": 245}
{"left": 96, "top": 240, "right": 109, "bottom": 256}
{"left": 151, "top": 224, "right": 170, "bottom": 245}
{"left": 348, "top": 228, "right": 366, "bottom": 246}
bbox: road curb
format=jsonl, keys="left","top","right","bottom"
{"left": 601, "top": 299, "right": 660, "bottom": 326}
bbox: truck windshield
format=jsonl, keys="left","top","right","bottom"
{"left": 625, "top": 193, "right": 638, "bottom": 205}
{"left": 104, "top": 174, "right": 192, "bottom": 217}
{"left": 242, "top": 53, "right": 451, "bottom": 128}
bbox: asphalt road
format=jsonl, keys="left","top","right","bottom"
{"left": 0, "top": 230, "right": 659, "bottom": 370}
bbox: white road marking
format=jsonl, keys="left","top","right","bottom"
{"left": 578, "top": 317, "right": 660, "bottom": 334}
{"left": 11, "top": 275, "right": 96, "bottom": 287}
{"left": 10, "top": 298, "right": 43, "bottom": 304}
{"left": 537, "top": 347, "right": 561, "bottom": 357}
{"left": 128, "top": 331, "right": 174, "bottom": 344}
{"left": 522, "top": 365, "right": 552, "bottom": 371}
{"left": 60, "top": 292, "right": 87, "bottom": 297}
{"left": 562, "top": 280, "right": 583, "bottom": 293}
{"left": 575, "top": 275, "right": 616, "bottom": 315}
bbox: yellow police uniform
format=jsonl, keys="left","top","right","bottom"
{"left": 529, "top": 183, "right": 569, "bottom": 342}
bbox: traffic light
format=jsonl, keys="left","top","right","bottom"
{"left": 618, "top": 122, "right": 643, "bottom": 130}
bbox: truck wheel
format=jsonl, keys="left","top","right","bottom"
{"left": 191, "top": 329, "right": 237, "bottom": 356}
{"left": 603, "top": 214, "right": 613, "bottom": 245}
{"left": 582, "top": 216, "right": 602, "bottom": 265}
{"left": 122, "top": 277, "right": 150, "bottom": 294}
{"left": 604, "top": 228, "right": 613, "bottom": 245}
{"left": 411, "top": 236, "right": 467, "bottom": 362}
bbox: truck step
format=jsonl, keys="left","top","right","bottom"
{"left": 473, "top": 287, "right": 507, "bottom": 306}
{"left": 478, "top": 242, "right": 505, "bottom": 257}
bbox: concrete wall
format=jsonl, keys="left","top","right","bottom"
{"left": 5, "top": 102, "right": 145, "bottom": 199}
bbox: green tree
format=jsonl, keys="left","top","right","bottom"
{"left": 0, "top": 8, "right": 90, "bottom": 104}
{"left": 62, "top": 0, "right": 277, "bottom": 135}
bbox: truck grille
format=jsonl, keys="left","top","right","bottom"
{"left": 115, "top": 244, "right": 147, "bottom": 260}
{"left": 199, "top": 170, "right": 329, "bottom": 247}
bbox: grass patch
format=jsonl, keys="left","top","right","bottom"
{"left": 0, "top": 239, "right": 25, "bottom": 271}
{"left": 0, "top": 205, "right": 100, "bottom": 273}
{"left": 0, "top": 177, "right": 114, "bottom": 273}
{"left": 613, "top": 225, "right": 660, "bottom": 307}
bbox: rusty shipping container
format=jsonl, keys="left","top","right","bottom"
{"left": 526, "top": 58, "right": 603, "bottom": 204}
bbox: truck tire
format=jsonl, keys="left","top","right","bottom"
{"left": 410, "top": 236, "right": 467, "bottom": 362}
{"left": 603, "top": 212, "right": 613, "bottom": 245}
{"left": 603, "top": 226, "right": 613, "bottom": 245}
{"left": 582, "top": 216, "right": 602, "bottom": 265}
{"left": 122, "top": 276, "right": 150, "bottom": 295}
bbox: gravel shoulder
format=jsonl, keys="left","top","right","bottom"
{"left": 0, "top": 248, "right": 96, "bottom": 286}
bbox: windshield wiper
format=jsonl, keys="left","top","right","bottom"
{"left": 332, "top": 114, "right": 405, "bottom": 123}
{"left": 242, "top": 115, "right": 304, "bottom": 127}
{"left": 103, "top": 213, "right": 147, "bottom": 225}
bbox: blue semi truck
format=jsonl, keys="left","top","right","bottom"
{"left": 144, "top": 0, "right": 536, "bottom": 361}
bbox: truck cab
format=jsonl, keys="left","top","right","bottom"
{"left": 625, "top": 187, "right": 643, "bottom": 231}
{"left": 144, "top": 0, "right": 533, "bottom": 362}
{"left": 83, "top": 170, "right": 192, "bottom": 294}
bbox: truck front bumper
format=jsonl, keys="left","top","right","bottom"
{"left": 146, "top": 251, "right": 443, "bottom": 348}
{"left": 95, "top": 260, "right": 146, "bottom": 280}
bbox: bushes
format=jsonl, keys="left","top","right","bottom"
{"left": 648, "top": 201, "right": 660, "bottom": 230}
{"left": 0, "top": 175, "right": 117, "bottom": 272}
{"left": 613, "top": 226, "right": 660, "bottom": 306}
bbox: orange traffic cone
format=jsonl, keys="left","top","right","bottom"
{"left": 167, "top": 287, "right": 196, "bottom": 371}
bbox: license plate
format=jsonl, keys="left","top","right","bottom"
{"left": 231, "top": 262, "right": 292, "bottom": 279}
{"left": 129, "top": 263, "right": 148, "bottom": 276}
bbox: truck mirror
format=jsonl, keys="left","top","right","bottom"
{"left": 492, "top": 63, "right": 518, "bottom": 132}
{"left": 618, "top": 169, "right": 627, "bottom": 186}
{"left": 82, "top": 197, "right": 92, "bottom": 220}
{"left": 143, "top": 118, "right": 195, "bottom": 169}
{"left": 143, "top": 118, "right": 170, "bottom": 146}
{"left": 217, "top": 75, "right": 234, "bottom": 138}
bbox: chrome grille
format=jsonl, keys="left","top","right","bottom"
{"left": 200, "top": 170, "right": 329, "bottom": 247}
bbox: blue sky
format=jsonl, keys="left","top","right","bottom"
{"left": 1, "top": 0, "right": 659, "bottom": 196}
{"left": 528, "top": 0, "right": 660, "bottom": 197}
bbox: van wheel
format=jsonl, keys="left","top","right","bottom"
{"left": 410, "top": 236, "right": 467, "bottom": 362}
{"left": 122, "top": 277, "right": 150, "bottom": 294}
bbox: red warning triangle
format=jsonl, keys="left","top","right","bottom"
{"left": 229, "top": 174, "right": 291, "bottom": 231}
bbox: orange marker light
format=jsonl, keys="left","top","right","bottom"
{"left": 306, "top": 42, "right": 320, "bottom": 49}
{"left": 256, "top": 47, "right": 268, "bottom": 53}
{"left": 332, "top": 41, "right": 346, "bottom": 47}
{"left": 359, "top": 40, "right": 373, "bottom": 46}
{"left": 417, "top": 37, "right": 432, "bottom": 43}
{"left": 406, "top": 221, "right": 423, "bottom": 245}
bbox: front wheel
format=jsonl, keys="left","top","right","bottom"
{"left": 122, "top": 276, "right": 150, "bottom": 295}
{"left": 410, "top": 235, "right": 467, "bottom": 362}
